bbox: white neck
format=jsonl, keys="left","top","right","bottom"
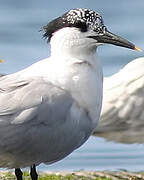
{"left": 47, "top": 28, "right": 103, "bottom": 127}
{"left": 50, "top": 27, "right": 97, "bottom": 65}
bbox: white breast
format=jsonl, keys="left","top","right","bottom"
{"left": 47, "top": 55, "right": 103, "bottom": 128}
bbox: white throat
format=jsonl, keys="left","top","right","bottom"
{"left": 50, "top": 27, "right": 97, "bottom": 64}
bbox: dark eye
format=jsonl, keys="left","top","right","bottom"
{"left": 74, "top": 21, "right": 87, "bottom": 32}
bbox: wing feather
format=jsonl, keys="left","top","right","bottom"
{"left": 0, "top": 75, "right": 73, "bottom": 125}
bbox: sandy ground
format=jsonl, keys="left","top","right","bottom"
{"left": 1, "top": 170, "right": 144, "bottom": 179}
{"left": 43, "top": 171, "right": 144, "bottom": 180}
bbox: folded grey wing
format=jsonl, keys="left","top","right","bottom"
{"left": 0, "top": 76, "right": 78, "bottom": 167}
{"left": 0, "top": 76, "right": 73, "bottom": 126}
{"left": 95, "top": 58, "right": 144, "bottom": 143}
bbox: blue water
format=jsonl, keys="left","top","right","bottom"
{"left": 0, "top": 0, "right": 144, "bottom": 172}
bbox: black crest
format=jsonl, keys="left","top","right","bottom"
{"left": 43, "top": 8, "right": 105, "bottom": 42}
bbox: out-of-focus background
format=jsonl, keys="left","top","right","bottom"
{"left": 0, "top": 0, "right": 144, "bottom": 172}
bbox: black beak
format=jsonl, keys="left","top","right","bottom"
{"left": 89, "top": 30, "right": 142, "bottom": 51}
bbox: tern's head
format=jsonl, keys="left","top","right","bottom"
{"left": 43, "top": 8, "right": 140, "bottom": 57}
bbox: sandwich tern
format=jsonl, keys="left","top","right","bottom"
{"left": 0, "top": 8, "right": 140, "bottom": 180}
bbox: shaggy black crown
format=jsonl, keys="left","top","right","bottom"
{"left": 43, "top": 8, "right": 105, "bottom": 42}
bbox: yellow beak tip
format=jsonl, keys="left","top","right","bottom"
{"left": 0, "top": 59, "right": 3, "bottom": 63}
{"left": 134, "top": 46, "right": 143, "bottom": 52}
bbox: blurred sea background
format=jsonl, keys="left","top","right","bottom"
{"left": 0, "top": 0, "right": 144, "bottom": 172}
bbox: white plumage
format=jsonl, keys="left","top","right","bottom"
{"left": 95, "top": 57, "right": 144, "bottom": 144}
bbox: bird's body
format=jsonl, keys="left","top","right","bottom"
{"left": 94, "top": 57, "right": 144, "bottom": 144}
{"left": 0, "top": 8, "right": 139, "bottom": 180}
{"left": 0, "top": 31, "right": 103, "bottom": 168}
